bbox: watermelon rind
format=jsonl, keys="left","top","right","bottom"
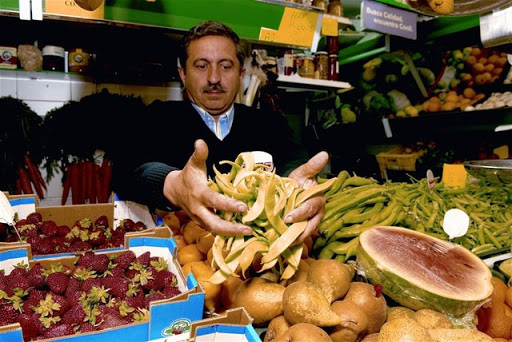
{"left": 357, "top": 226, "right": 493, "bottom": 318}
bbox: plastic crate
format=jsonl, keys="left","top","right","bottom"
{"left": 376, "top": 147, "right": 424, "bottom": 179}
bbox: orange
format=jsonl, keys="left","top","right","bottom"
{"left": 219, "top": 276, "right": 243, "bottom": 310}
{"left": 183, "top": 261, "right": 220, "bottom": 313}
{"left": 493, "top": 277, "right": 509, "bottom": 303}
{"left": 196, "top": 231, "right": 215, "bottom": 254}
{"left": 461, "top": 73, "right": 473, "bottom": 83}
{"left": 427, "top": 101, "right": 441, "bottom": 112}
{"left": 471, "top": 47, "right": 482, "bottom": 57}
{"left": 463, "top": 87, "right": 476, "bottom": 99}
{"left": 495, "top": 338, "right": 509, "bottom": 342}
{"left": 163, "top": 212, "right": 181, "bottom": 235}
{"left": 488, "top": 54, "right": 499, "bottom": 65}
{"left": 466, "top": 55, "right": 477, "bottom": 66}
{"left": 183, "top": 221, "right": 206, "bottom": 245}
{"left": 442, "top": 101, "right": 458, "bottom": 111}
{"left": 473, "top": 63, "right": 485, "bottom": 74}
{"left": 483, "top": 302, "right": 512, "bottom": 339}
{"left": 177, "top": 244, "right": 205, "bottom": 266}
{"left": 445, "top": 92, "right": 459, "bottom": 103}
{"left": 493, "top": 67, "right": 504, "bottom": 77}
{"left": 172, "top": 234, "right": 187, "bottom": 251}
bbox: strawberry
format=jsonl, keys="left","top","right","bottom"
{"left": 136, "top": 251, "right": 151, "bottom": 266}
{"left": 133, "top": 221, "right": 146, "bottom": 231}
{"left": 6, "top": 271, "right": 31, "bottom": 294}
{"left": 26, "top": 212, "right": 43, "bottom": 225}
{"left": 154, "top": 270, "right": 177, "bottom": 290}
{"left": 79, "top": 322, "right": 96, "bottom": 332}
{"left": 69, "top": 241, "right": 93, "bottom": 252}
{"left": 162, "top": 285, "right": 181, "bottom": 299}
{"left": 114, "top": 250, "right": 136, "bottom": 270}
{"left": 77, "top": 251, "right": 96, "bottom": 267}
{"left": 110, "top": 265, "right": 125, "bottom": 277}
{"left": 40, "top": 221, "right": 58, "bottom": 237}
{"left": 81, "top": 278, "right": 103, "bottom": 293}
{"left": 15, "top": 218, "right": 28, "bottom": 228}
{"left": 34, "top": 237, "right": 56, "bottom": 255}
{"left": 62, "top": 304, "right": 86, "bottom": 325}
{"left": 89, "top": 229, "right": 106, "bottom": 246}
{"left": 145, "top": 292, "right": 165, "bottom": 308}
{"left": 46, "top": 272, "right": 69, "bottom": 295}
{"left": 96, "top": 305, "right": 131, "bottom": 330}
{"left": 0, "top": 302, "right": 20, "bottom": 324}
{"left": 49, "top": 293, "right": 70, "bottom": 316}
{"left": 66, "top": 290, "right": 84, "bottom": 308}
{"left": 101, "top": 276, "right": 129, "bottom": 298}
{"left": 89, "top": 254, "right": 110, "bottom": 274}
{"left": 17, "top": 313, "right": 40, "bottom": 341}
{"left": 56, "top": 225, "right": 70, "bottom": 238}
{"left": 17, "top": 223, "right": 38, "bottom": 239}
{"left": 23, "top": 289, "right": 46, "bottom": 314}
{"left": 42, "top": 323, "right": 74, "bottom": 338}
{"left": 124, "top": 269, "right": 140, "bottom": 281}
{"left": 66, "top": 277, "right": 82, "bottom": 295}
{"left": 94, "top": 215, "right": 109, "bottom": 229}
{"left": 0, "top": 272, "right": 5, "bottom": 292}
{"left": 74, "top": 218, "right": 92, "bottom": 230}
{"left": 28, "top": 263, "right": 46, "bottom": 288}
{"left": 110, "top": 235, "right": 124, "bottom": 247}
{"left": 119, "top": 219, "right": 135, "bottom": 232}
{"left": 124, "top": 295, "right": 145, "bottom": 310}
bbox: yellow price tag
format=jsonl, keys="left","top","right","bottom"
{"left": 276, "top": 7, "right": 319, "bottom": 47}
{"left": 259, "top": 27, "right": 278, "bottom": 42}
{"left": 493, "top": 145, "right": 509, "bottom": 159}
{"left": 442, "top": 164, "right": 467, "bottom": 188}
{"left": 322, "top": 16, "right": 339, "bottom": 36}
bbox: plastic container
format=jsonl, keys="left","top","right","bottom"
{"left": 42, "top": 45, "right": 65, "bottom": 72}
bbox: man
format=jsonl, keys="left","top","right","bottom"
{"left": 113, "top": 21, "right": 329, "bottom": 241}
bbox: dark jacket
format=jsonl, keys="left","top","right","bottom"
{"left": 112, "top": 100, "right": 307, "bottom": 210}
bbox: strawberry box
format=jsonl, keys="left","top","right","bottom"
{"left": 2, "top": 193, "right": 157, "bottom": 259}
{"left": 190, "top": 307, "right": 261, "bottom": 342}
{"left": 0, "top": 227, "right": 205, "bottom": 341}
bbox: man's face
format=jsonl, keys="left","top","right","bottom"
{"left": 179, "top": 35, "right": 244, "bottom": 116}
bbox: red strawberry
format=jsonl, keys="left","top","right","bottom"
{"left": 145, "top": 292, "right": 165, "bottom": 308}
{"left": 0, "top": 302, "right": 20, "bottom": 324}
{"left": 0, "top": 272, "right": 5, "bottom": 292}
{"left": 77, "top": 251, "right": 96, "bottom": 267}
{"left": 136, "top": 252, "right": 151, "bottom": 266}
{"left": 18, "top": 223, "right": 38, "bottom": 239}
{"left": 89, "top": 254, "right": 110, "bottom": 274}
{"left": 34, "top": 237, "right": 55, "bottom": 255}
{"left": 124, "top": 295, "right": 145, "bottom": 310}
{"left": 110, "top": 265, "right": 125, "bottom": 277}
{"left": 65, "top": 277, "right": 81, "bottom": 295}
{"left": 94, "top": 215, "right": 109, "bottom": 229}
{"left": 15, "top": 219, "right": 28, "bottom": 228}
{"left": 81, "top": 278, "right": 103, "bottom": 293}
{"left": 6, "top": 271, "right": 31, "bottom": 293}
{"left": 79, "top": 322, "right": 96, "bottom": 332}
{"left": 96, "top": 305, "right": 130, "bottom": 330}
{"left": 66, "top": 291, "right": 83, "bottom": 308}
{"left": 124, "top": 269, "right": 140, "bottom": 281}
{"left": 89, "top": 229, "right": 106, "bottom": 246}
{"left": 69, "top": 241, "right": 93, "bottom": 252}
{"left": 40, "top": 221, "right": 58, "bottom": 237}
{"left": 101, "top": 276, "right": 129, "bottom": 298}
{"left": 57, "top": 225, "right": 70, "bottom": 238}
{"left": 26, "top": 212, "right": 43, "bottom": 225}
{"left": 42, "top": 323, "right": 74, "bottom": 338}
{"left": 62, "top": 304, "right": 86, "bottom": 325}
{"left": 155, "top": 270, "right": 177, "bottom": 291}
{"left": 120, "top": 219, "right": 135, "bottom": 232}
{"left": 74, "top": 218, "right": 92, "bottom": 230}
{"left": 111, "top": 235, "right": 124, "bottom": 247}
{"left": 49, "top": 293, "right": 70, "bottom": 316}
{"left": 46, "top": 272, "right": 69, "bottom": 295}
{"left": 162, "top": 285, "right": 181, "bottom": 299}
{"left": 10, "top": 265, "right": 28, "bottom": 278}
{"left": 23, "top": 290, "right": 47, "bottom": 314}
{"left": 28, "top": 263, "right": 46, "bottom": 288}
{"left": 133, "top": 221, "right": 146, "bottom": 231}
{"left": 17, "top": 313, "right": 40, "bottom": 341}
{"left": 114, "top": 250, "right": 136, "bottom": 270}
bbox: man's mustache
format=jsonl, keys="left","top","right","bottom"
{"left": 203, "top": 84, "right": 226, "bottom": 93}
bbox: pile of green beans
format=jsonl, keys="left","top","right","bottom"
{"left": 315, "top": 171, "right": 512, "bottom": 262}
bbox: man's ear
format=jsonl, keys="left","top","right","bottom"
{"left": 178, "top": 66, "right": 186, "bottom": 84}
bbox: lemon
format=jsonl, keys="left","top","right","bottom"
{"left": 498, "top": 258, "right": 512, "bottom": 278}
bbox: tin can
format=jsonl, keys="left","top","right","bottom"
{"left": 42, "top": 45, "right": 65, "bottom": 72}
{"left": 68, "top": 48, "right": 90, "bottom": 73}
{"left": 314, "top": 51, "right": 328, "bottom": 80}
{"left": 0, "top": 46, "right": 17, "bottom": 69}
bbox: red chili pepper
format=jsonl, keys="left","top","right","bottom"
{"left": 70, "top": 162, "right": 81, "bottom": 205}
{"left": 14, "top": 176, "right": 22, "bottom": 195}
{"left": 24, "top": 155, "right": 47, "bottom": 191}
{"left": 87, "top": 161, "right": 95, "bottom": 204}
{"left": 18, "top": 167, "right": 33, "bottom": 195}
{"left": 24, "top": 157, "right": 44, "bottom": 200}
{"left": 80, "top": 161, "right": 87, "bottom": 205}
{"left": 94, "top": 164, "right": 104, "bottom": 203}
{"left": 61, "top": 164, "right": 72, "bottom": 205}
{"left": 102, "top": 158, "right": 113, "bottom": 203}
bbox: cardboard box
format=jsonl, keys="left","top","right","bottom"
{"left": 4, "top": 193, "right": 157, "bottom": 260}
{"left": 0, "top": 227, "right": 205, "bottom": 341}
{"left": 190, "top": 307, "right": 262, "bottom": 342}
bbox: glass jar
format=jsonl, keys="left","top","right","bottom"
{"left": 283, "top": 49, "right": 294, "bottom": 76}
{"left": 312, "top": 0, "right": 327, "bottom": 11}
{"left": 68, "top": 48, "right": 90, "bottom": 73}
{"left": 328, "top": 54, "right": 338, "bottom": 81}
{"left": 327, "top": 36, "right": 339, "bottom": 55}
{"left": 42, "top": 45, "right": 65, "bottom": 72}
{"left": 328, "top": 0, "right": 344, "bottom": 17}
{"left": 299, "top": 56, "right": 315, "bottom": 78}
{"left": 314, "top": 51, "right": 328, "bottom": 80}
{"left": 294, "top": 53, "right": 305, "bottom": 75}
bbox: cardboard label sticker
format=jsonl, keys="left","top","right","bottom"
{"left": 442, "top": 164, "right": 467, "bottom": 188}
{"left": 321, "top": 16, "right": 339, "bottom": 36}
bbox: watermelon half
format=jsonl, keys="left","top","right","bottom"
{"left": 357, "top": 226, "right": 493, "bottom": 318}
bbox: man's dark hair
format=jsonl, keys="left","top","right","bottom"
{"left": 179, "top": 21, "right": 245, "bottom": 70}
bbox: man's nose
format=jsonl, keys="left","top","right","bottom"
{"left": 208, "top": 65, "right": 221, "bottom": 84}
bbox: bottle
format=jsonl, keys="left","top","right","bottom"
{"left": 283, "top": 49, "right": 294, "bottom": 76}
{"left": 328, "top": 0, "right": 344, "bottom": 17}
{"left": 327, "top": 36, "right": 339, "bottom": 55}
{"left": 328, "top": 54, "right": 338, "bottom": 81}
{"left": 312, "top": 0, "right": 327, "bottom": 11}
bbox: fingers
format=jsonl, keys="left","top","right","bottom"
{"left": 193, "top": 207, "right": 252, "bottom": 236}
{"left": 284, "top": 196, "right": 325, "bottom": 224}
{"left": 296, "top": 211, "right": 322, "bottom": 243}
{"left": 201, "top": 190, "right": 248, "bottom": 214}
{"left": 189, "top": 139, "right": 209, "bottom": 169}
{"left": 289, "top": 151, "right": 329, "bottom": 183}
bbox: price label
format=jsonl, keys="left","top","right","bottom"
{"left": 442, "top": 164, "right": 467, "bottom": 188}
{"left": 259, "top": 27, "right": 278, "bottom": 42}
{"left": 321, "top": 16, "right": 339, "bottom": 36}
{"left": 45, "top": 0, "right": 104, "bottom": 19}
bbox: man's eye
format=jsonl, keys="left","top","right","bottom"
{"left": 221, "top": 64, "right": 232, "bottom": 70}
{"left": 195, "top": 64, "right": 207, "bottom": 70}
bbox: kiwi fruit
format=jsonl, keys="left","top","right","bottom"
{"left": 413, "top": 309, "right": 454, "bottom": 329}
{"left": 233, "top": 277, "right": 285, "bottom": 326}
{"left": 274, "top": 323, "right": 332, "bottom": 342}
{"left": 74, "top": 0, "right": 103, "bottom": 11}
{"left": 329, "top": 300, "right": 368, "bottom": 342}
{"left": 307, "top": 259, "right": 353, "bottom": 304}
{"left": 264, "top": 315, "right": 291, "bottom": 342}
{"left": 283, "top": 281, "right": 341, "bottom": 327}
{"left": 378, "top": 317, "right": 433, "bottom": 342}
{"left": 343, "top": 282, "right": 387, "bottom": 334}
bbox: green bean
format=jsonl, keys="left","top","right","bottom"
{"left": 325, "top": 170, "right": 349, "bottom": 197}
{"left": 324, "top": 188, "right": 384, "bottom": 220}
{"left": 484, "top": 227, "right": 502, "bottom": 248}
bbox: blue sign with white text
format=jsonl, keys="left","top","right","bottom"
{"left": 362, "top": 0, "right": 417, "bottom": 40}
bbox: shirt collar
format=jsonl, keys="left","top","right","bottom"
{"left": 192, "top": 103, "right": 235, "bottom": 141}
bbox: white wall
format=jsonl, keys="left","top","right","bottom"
{"left": 1, "top": 71, "right": 183, "bottom": 206}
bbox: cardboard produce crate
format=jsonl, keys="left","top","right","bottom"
{"left": 190, "top": 307, "right": 261, "bottom": 342}
{"left": 0, "top": 227, "right": 205, "bottom": 342}
{"left": 376, "top": 146, "right": 425, "bottom": 180}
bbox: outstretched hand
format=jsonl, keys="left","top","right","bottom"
{"left": 286, "top": 151, "right": 330, "bottom": 242}
{"left": 163, "top": 139, "right": 252, "bottom": 236}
